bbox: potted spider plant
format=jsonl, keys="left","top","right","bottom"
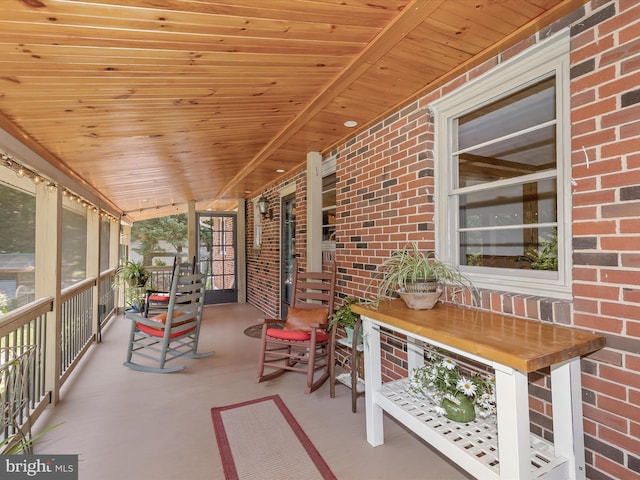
{"left": 114, "top": 260, "right": 150, "bottom": 311}
{"left": 377, "top": 242, "right": 478, "bottom": 309}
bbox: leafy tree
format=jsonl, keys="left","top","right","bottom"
{"left": 131, "top": 214, "right": 187, "bottom": 265}
{"left": 0, "top": 183, "right": 36, "bottom": 254}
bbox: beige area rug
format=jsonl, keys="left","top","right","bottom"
{"left": 211, "top": 395, "right": 336, "bottom": 480}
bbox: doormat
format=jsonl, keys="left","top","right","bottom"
{"left": 243, "top": 323, "right": 281, "bottom": 339}
{"left": 210, "top": 394, "right": 336, "bottom": 480}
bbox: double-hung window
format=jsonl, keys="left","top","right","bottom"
{"left": 433, "top": 32, "right": 571, "bottom": 299}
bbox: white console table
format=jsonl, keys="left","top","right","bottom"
{"left": 352, "top": 300, "right": 605, "bottom": 480}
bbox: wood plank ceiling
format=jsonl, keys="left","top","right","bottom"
{"left": 0, "top": 0, "right": 585, "bottom": 222}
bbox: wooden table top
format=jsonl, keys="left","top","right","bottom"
{"left": 352, "top": 299, "right": 605, "bottom": 372}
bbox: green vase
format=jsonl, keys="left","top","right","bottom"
{"left": 441, "top": 395, "right": 476, "bottom": 423}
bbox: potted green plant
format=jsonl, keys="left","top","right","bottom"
{"left": 114, "top": 260, "right": 150, "bottom": 311}
{"left": 330, "top": 297, "right": 362, "bottom": 344}
{"left": 409, "top": 347, "right": 495, "bottom": 423}
{"left": 377, "top": 242, "right": 478, "bottom": 309}
{"left": 116, "top": 260, "right": 150, "bottom": 287}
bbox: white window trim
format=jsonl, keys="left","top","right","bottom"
{"left": 432, "top": 31, "right": 572, "bottom": 300}
{"left": 322, "top": 155, "right": 337, "bottom": 252}
{"left": 252, "top": 198, "right": 262, "bottom": 248}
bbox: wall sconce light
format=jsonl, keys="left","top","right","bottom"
{"left": 257, "top": 194, "right": 272, "bottom": 220}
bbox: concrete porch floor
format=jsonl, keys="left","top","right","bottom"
{"left": 34, "top": 303, "right": 470, "bottom": 480}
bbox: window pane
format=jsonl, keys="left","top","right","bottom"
{"left": 0, "top": 180, "right": 36, "bottom": 313}
{"left": 322, "top": 173, "right": 336, "bottom": 242}
{"left": 458, "top": 77, "right": 555, "bottom": 150}
{"left": 461, "top": 226, "right": 558, "bottom": 271}
{"left": 100, "top": 218, "right": 110, "bottom": 273}
{"left": 460, "top": 179, "right": 557, "bottom": 229}
{"left": 458, "top": 124, "right": 556, "bottom": 187}
{"left": 459, "top": 178, "right": 557, "bottom": 271}
{"left": 457, "top": 77, "right": 556, "bottom": 188}
{"left": 62, "top": 205, "right": 87, "bottom": 288}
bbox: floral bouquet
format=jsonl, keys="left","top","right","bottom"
{"left": 408, "top": 347, "right": 496, "bottom": 422}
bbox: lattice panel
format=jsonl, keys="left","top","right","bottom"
{"left": 380, "top": 379, "right": 562, "bottom": 476}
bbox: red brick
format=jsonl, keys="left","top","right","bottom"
{"left": 594, "top": 455, "right": 638, "bottom": 480}
{"left": 572, "top": 157, "right": 621, "bottom": 178}
{"left": 573, "top": 127, "right": 618, "bottom": 149}
{"left": 571, "top": 87, "right": 597, "bottom": 109}
{"left": 574, "top": 297, "right": 599, "bottom": 314}
{"left": 602, "top": 137, "right": 640, "bottom": 159}
{"left": 571, "top": 95, "right": 617, "bottom": 123}
{"left": 600, "top": 71, "right": 640, "bottom": 99}
{"left": 572, "top": 205, "right": 598, "bottom": 221}
{"left": 598, "top": 394, "right": 640, "bottom": 423}
{"left": 623, "top": 288, "right": 640, "bottom": 304}
{"left": 574, "top": 312, "right": 623, "bottom": 333}
{"left": 602, "top": 201, "right": 640, "bottom": 219}
{"left": 626, "top": 355, "right": 640, "bottom": 371}
{"left": 627, "top": 320, "right": 640, "bottom": 337}
{"left": 601, "top": 235, "right": 640, "bottom": 250}
{"left": 602, "top": 170, "right": 640, "bottom": 188}
{"left": 602, "top": 104, "right": 640, "bottom": 129}
{"left": 574, "top": 284, "right": 620, "bottom": 301}
{"left": 601, "top": 269, "right": 640, "bottom": 287}
{"left": 573, "top": 267, "right": 598, "bottom": 282}
{"left": 582, "top": 402, "right": 628, "bottom": 433}
{"left": 573, "top": 34, "right": 615, "bottom": 63}
{"left": 620, "top": 121, "right": 640, "bottom": 139}
{"left": 620, "top": 218, "right": 640, "bottom": 233}
{"left": 620, "top": 253, "right": 640, "bottom": 268}
{"left": 583, "top": 375, "right": 626, "bottom": 400}
{"left": 573, "top": 220, "right": 616, "bottom": 235}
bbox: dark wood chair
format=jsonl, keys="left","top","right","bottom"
{"left": 256, "top": 261, "right": 336, "bottom": 393}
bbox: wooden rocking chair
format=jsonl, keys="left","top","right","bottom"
{"left": 256, "top": 261, "right": 336, "bottom": 393}
{"left": 123, "top": 261, "right": 213, "bottom": 373}
{"left": 143, "top": 256, "right": 196, "bottom": 317}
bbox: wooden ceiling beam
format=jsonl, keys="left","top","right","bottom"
{"left": 217, "top": 0, "right": 447, "bottom": 198}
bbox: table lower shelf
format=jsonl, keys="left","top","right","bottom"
{"left": 336, "top": 372, "right": 365, "bottom": 393}
{"left": 377, "top": 378, "right": 568, "bottom": 479}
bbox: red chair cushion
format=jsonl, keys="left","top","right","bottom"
{"left": 148, "top": 293, "right": 170, "bottom": 302}
{"left": 266, "top": 328, "right": 329, "bottom": 342}
{"left": 137, "top": 322, "right": 195, "bottom": 338}
{"left": 136, "top": 311, "right": 192, "bottom": 338}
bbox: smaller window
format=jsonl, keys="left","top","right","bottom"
{"left": 322, "top": 173, "right": 336, "bottom": 242}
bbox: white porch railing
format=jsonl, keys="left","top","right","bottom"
{"left": 0, "top": 269, "right": 117, "bottom": 448}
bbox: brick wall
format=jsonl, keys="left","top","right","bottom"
{"left": 246, "top": 1, "right": 640, "bottom": 478}
{"left": 246, "top": 170, "right": 306, "bottom": 319}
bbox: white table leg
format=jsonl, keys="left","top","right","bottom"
{"left": 407, "top": 336, "right": 425, "bottom": 373}
{"left": 551, "top": 358, "right": 586, "bottom": 480}
{"left": 363, "top": 317, "right": 384, "bottom": 446}
{"left": 495, "top": 365, "right": 530, "bottom": 479}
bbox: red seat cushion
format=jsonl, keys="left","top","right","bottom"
{"left": 136, "top": 311, "right": 192, "bottom": 338}
{"left": 148, "top": 293, "right": 170, "bottom": 302}
{"left": 266, "top": 328, "right": 329, "bottom": 342}
{"left": 137, "top": 322, "right": 195, "bottom": 338}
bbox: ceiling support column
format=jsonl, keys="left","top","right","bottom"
{"left": 306, "top": 151, "right": 322, "bottom": 272}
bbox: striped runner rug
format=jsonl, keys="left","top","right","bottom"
{"left": 211, "top": 395, "right": 337, "bottom": 480}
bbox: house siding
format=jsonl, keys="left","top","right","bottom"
{"left": 246, "top": 1, "right": 640, "bottom": 478}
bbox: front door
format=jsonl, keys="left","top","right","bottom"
{"left": 280, "top": 193, "right": 296, "bottom": 317}
{"left": 197, "top": 213, "right": 238, "bottom": 304}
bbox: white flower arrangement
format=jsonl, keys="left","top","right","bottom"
{"left": 409, "top": 347, "right": 497, "bottom": 419}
